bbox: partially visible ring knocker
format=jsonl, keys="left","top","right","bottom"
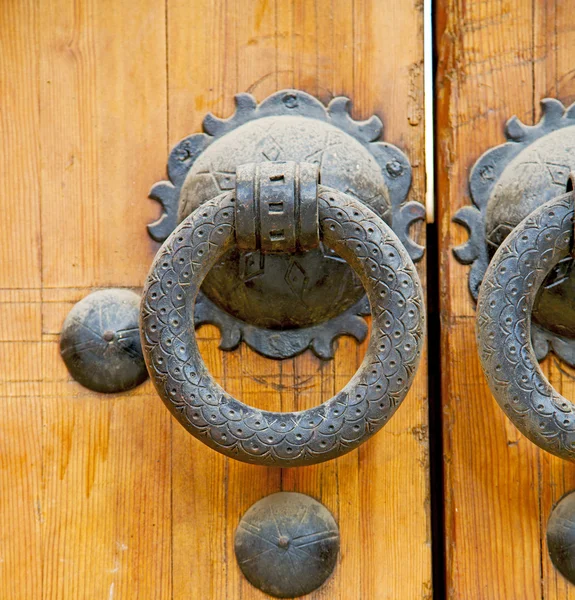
{"left": 477, "top": 180, "right": 575, "bottom": 459}
{"left": 59, "top": 90, "right": 425, "bottom": 597}
{"left": 454, "top": 98, "right": 575, "bottom": 585}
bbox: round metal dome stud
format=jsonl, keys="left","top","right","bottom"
{"left": 548, "top": 491, "right": 575, "bottom": 584}
{"left": 60, "top": 289, "right": 147, "bottom": 393}
{"left": 234, "top": 492, "right": 339, "bottom": 598}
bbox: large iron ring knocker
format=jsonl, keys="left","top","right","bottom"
{"left": 476, "top": 188, "right": 575, "bottom": 460}
{"left": 140, "top": 165, "right": 425, "bottom": 467}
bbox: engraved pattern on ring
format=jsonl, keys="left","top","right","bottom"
{"left": 477, "top": 193, "right": 575, "bottom": 460}
{"left": 141, "top": 186, "right": 425, "bottom": 466}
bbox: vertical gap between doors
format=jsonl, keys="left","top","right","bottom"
{"left": 425, "top": 0, "right": 447, "bottom": 597}
{"left": 427, "top": 220, "right": 446, "bottom": 600}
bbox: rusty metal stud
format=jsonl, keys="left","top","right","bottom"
{"left": 548, "top": 491, "right": 575, "bottom": 585}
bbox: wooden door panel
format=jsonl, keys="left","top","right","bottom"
{"left": 1, "top": 0, "right": 172, "bottom": 598}
{"left": 40, "top": 0, "right": 172, "bottom": 598}
{"left": 0, "top": 0, "right": 429, "bottom": 598}
{"left": 167, "top": 2, "right": 429, "bottom": 598}
{"left": 437, "top": 0, "right": 575, "bottom": 597}
{"left": 1, "top": 3, "right": 42, "bottom": 597}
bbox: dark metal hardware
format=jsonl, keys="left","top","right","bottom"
{"left": 547, "top": 491, "right": 575, "bottom": 585}
{"left": 59, "top": 90, "right": 425, "bottom": 467}
{"left": 141, "top": 185, "right": 425, "bottom": 466}
{"left": 235, "top": 161, "right": 319, "bottom": 253}
{"left": 455, "top": 99, "right": 575, "bottom": 585}
{"left": 148, "top": 89, "right": 425, "bottom": 360}
{"left": 234, "top": 492, "right": 339, "bottom": 598}
{"left": 453, "top": 98, "right": 575, "bottom": 366}
{"left": 477, "top": 186, "right": 575, "bottom": 461}
{"left": 60, "top": 289, "right": 147, "bottom": 393}
{"left": 58, "top": 90, "right": 424, "bottom": 591}
{"left": 475, "top": 181, "right": 575, "bottom": 584}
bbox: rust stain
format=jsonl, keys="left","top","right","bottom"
{"left": 254, "top": 0, "right": 270, "bottom": 32}
{"left": 59, "top": 411, "right": 76, "bottom": 480}
{"left": 85, "top": 404, "right": 111, "bottom": 498}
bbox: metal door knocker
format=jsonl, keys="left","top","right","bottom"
{"left": 142, "top": 171, "right": 424, "bottom": 466}
{"left": 60, "top": 89, "right": 425, "bottom": 597}
{"left": 454, "top": 99, "right": 575, "bottom": 584}
{"left": 60, "top": 90, "right": 425, "bottom": 465}
{"left": 454, "top": 98, "right": 575, "bottom": 364}
{"left": 148, "top": 89, "right": 425, "bottom": 360}
{"left": 477, "top": 181, "right": 575, "bottom": 585}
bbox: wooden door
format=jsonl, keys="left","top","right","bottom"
{"left": 437, "top": 0, "right": 575, "bottom": 598}
{"left": 0, "top": 1, "right": 429, "bottom": 598}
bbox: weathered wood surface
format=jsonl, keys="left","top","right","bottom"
{"left": 437, "top": 0, "right": 575, "bottom": 597}
{"left": 0, "top": 0, "right": 429, "bottom": 597}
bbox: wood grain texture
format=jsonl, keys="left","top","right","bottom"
{"left": 0, "top": 0, "right": 428, "bottom": 597}
{"left": 436, "top": 0, "right": 575, "bottom": 597}
{"left": 38, "top": 0, "right": 172, "bottom": 595}
{"left": 0, "top": 2, "right": 43, "bottom": 598}
{"left": 167, "top": 0, "right": 429, "bottom": 598}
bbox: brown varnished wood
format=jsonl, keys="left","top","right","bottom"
{"left": 0, "top": 0, "right": 428, "bottom": 597}
{"left": 0, "top": 0, "right": 172, "bottom": 597}
{"left": 437, "top": 0, "right": 575, "bottom": 597}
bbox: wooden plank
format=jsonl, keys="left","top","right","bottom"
{"left": 36, "top": 0, "right": 172, "bottom": 597}
{"left": 1, "top": 0, "right": 427, "bottom": 596}
{"left": 167, "top": 2, "right": 283, "bottom": 598}
{"left": 168, "top": 0, "right": 429, "bottom": 598}
{"left": 0, "top": 0, "right": 42, "bottom": 291}
{"left": 535, "top": 6, "right": 575, "bottom": 599}
{"left": 437, "top": 0, "right": 575, "bottom": 597}
{"left": 0, "top": 1, "right": 42, "bottom": 597}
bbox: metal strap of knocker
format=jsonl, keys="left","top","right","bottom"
{"left": 140, "top": 160, "right": 425, "bottom": 466}
{"left": 477, "top": 174, "right": 575, "bottom": 461}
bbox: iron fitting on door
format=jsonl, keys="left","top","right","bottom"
{"left": 140, "top": 170, "right": 425, "bottom": 466}
{"left": 60, "top": 89, "right": 426, "bottom": 468}
{"left": 453, "top": 99, "right": 575, "bottom": 586}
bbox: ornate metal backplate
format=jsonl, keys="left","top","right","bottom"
{"left": 148, "top": 89, "right": 424, "bottom": 359}
{"left": 234, "top": 492, "right": 340, "bottom": 598}
{"left": 453, "top": 98, "right": 575, "bottom": 366}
